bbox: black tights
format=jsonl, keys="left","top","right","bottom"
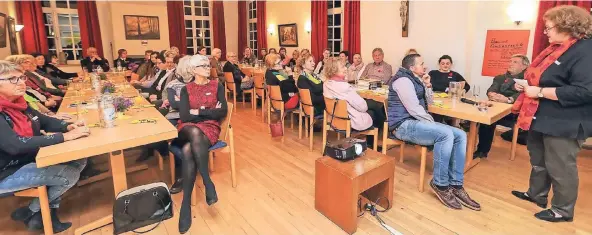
{"left": 177, "top": 126, "right": 216, "bottom": 231}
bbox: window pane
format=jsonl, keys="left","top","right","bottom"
{"left": 334, "top": 41, "right": 341, "bottom": 52}
{"left": 328, "top": 28, "right": 333, "bottom": 39}
{"left": 62, "top": 40, "right": 74, "bottom": 52}
{"left": 56, "top": 0, "right": 68, "bottom": 8}
{"left": 205, "top": 30, "right": 210, "bottom": 38}
{"left": 249, "top": 33, "right": 253, "bottom": 41}
{"left": 335, "top": 14, "right": 341, "bottom": 26}
{"left": 73, "top": 38, "right": 81, "bottom": 48}
{"left": 196, "top": 20, "right": 202, "bottom": 28}
{"left": 328, "top": 0, "right": 333, "bottom": 9}
{"left": 186, "top": 29, "right": 193, "bottom": 37}
{"left": 69, "top": 0, "right": 78, "bottom": 9}
{"left": 195, "top": 7, "right": 202, "bottom": 16}
{"left": 254, "top": 32, "right": 257, "bottom": 40}
{"left": 75, "top": 49, "right": 82, "bottom": 60}
{"left": 202, "top": 0, "right": 208, "bottom": 8}
{"left": 327, "top": 41, "right": 332, "bottom": 50}
{"left": 47, "top": 38, "right": 56, "bottom": 49}
{"left": 44, "top": 13, "right": 52, "bottom": 25}
{"left": 57, "top": 14, "right": 70, "bottom": 26}
{"left": 185, "top": 20, "right": 192, "bottom": 28}
{"left": 184, "top": 0, "right": 191, "bottom": 6}
{"left": 196, "top": 29, "right": 202, "bottom": 37}
{"left": 194, "top": 0, "right": 201, "bottom": 7}
{"left": 60, "top": 26, "right": 73, "bottom": 37}
{"left": 327, "top": 15, "right": 333, "bottom": 26}
{"left": 204, "top": 20, "right": 210, "bottom": 28}
{"left": 249, "top": 11, "right": 253, "bottom": 20}
{"left": 206, "top": 48, "right": 211, "bottom": 55}
{"left": 187, "top": 39, "right": 194, "bottom": 47}
{"left": 203, "top": 8, "right": 209, "bottom": 16}
{"left": 335, "top": 0, "right": 341, "bottom": 8}
{"left": 205, "top": 39, "right": 211, "bottom": 47}
{"left": 185, "top": 7, "right": 192, "bottom": 16}
{"left": 64, "top": 50, "right": 74, "bottom": 60}
{"left": 45, "top": 26, "right": 54, "bottom": 37}
{"left": 334, "top": 28, "right": 341, "bottom": 39}
{"left": 187, "top": 47, "right": 195, "bottom": 55}
{"left": 41, "top": 1, "right": 51, "bottom": 7}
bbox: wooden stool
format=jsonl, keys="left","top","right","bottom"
{"left": 315, "top": 150, "right": 395, "bottom": 234}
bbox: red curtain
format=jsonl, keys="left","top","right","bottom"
{"left": 16, "top": 1, "right": 48, "bottom": 54}
{"left": 256, "top": 0, "right": 267, "bottom": 51}
{"left": 343, "top": 0, "right": 360, "bottom": 63}
{"left": 311, "top": 1, "right": 328, "bottom": 63}
{"left": 78, "top": 1, "right": 104, "bottom": 57}
{"left": 238, "top": 1, "right": 248, "bottom": 59}
{"left": 167, "top": 1, "right": 187, "bottom": 55}
{"left": 212, "top": 1, "right": 227, "bottom": 60}
{"left": 532, "top": 1, "right": 592, "bottom": 58}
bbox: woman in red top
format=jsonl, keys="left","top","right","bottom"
{"left": 176, "top": 54, "right": 227, "bottom": 233}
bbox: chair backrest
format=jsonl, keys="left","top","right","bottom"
{"left": 219, "top": 102, "right": 234, "bottom": 141}
{"left": 243, "top": 67, "right": 254, "bottom": 77}
{"left": 298, "top": 88, "right": 314, "bottom": 117}
{"left": 268, "top": 85, "right": 284, "bottom": 111}
{"left": 253, "top": 73, "right": 265, "bottom": 97}
{"left": 324, "top": 96, "right": 350, "bottom": 131}
{"left": 224, "top": 72, "right": 236, "bottom": 91}
{"left": 210, "top": 68, "right": 217, "bottom": 79}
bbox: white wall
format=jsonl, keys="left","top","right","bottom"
{"left": 224, "top": 1, "right": 238, "bottom": 55}
{"left": 0, "top": 0, "right": 18, "bottom": 59}
{"left": 265, "top": 0, "right": 311, "bottom": 55}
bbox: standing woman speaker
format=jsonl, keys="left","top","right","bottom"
{"left": 511, "top": 5, "right": 592, "bottom": 222}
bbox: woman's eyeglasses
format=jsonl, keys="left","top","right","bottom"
{"left": 195, "top": 64, "right": 211, "bottom": 69}
{"left": 544, "top": 25, "right": 556, "bottom": 33}
{"left": 0, "top": 75, "right": 28, "bottom": 84}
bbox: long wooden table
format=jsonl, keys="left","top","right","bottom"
{"left": 357, "top": 88, "right": 512, "bottom": 172}
{"left": 240, "top": 66, "right": 266, "bottom": 77}
{"left": 36, "top": 75, "right": 178, "bottom": 235}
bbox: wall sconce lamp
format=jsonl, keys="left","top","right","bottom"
{"left": 267, "top": 24, "right": 275, "bottom": 35}
{"left": 506, "top": 0, "right": 535, "bottom": 26}
{"left": 305, "top": 21, "right": 311, "bottom": 34}
{"left": 15, "top": 24, "right": 24, "bottom": 32}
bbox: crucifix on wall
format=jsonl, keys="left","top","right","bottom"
{"left": 400, "top": 0, "right": 409, "bottom": 37}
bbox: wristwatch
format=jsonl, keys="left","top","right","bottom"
{"left": 507, "top": 97, "right": 514, "bottom": 103}
{"left": 537, "top": 88, "right": 544, "bottom": 98}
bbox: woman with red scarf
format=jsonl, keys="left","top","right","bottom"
{"left": 0, "top": 61, "right": 90, "bottom": 233}
{"left": 511, "top": 6, "right": 592, "bottom": 223}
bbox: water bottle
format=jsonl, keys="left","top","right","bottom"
{"left": 90, "top": 73, "right": 100, "bottom": 91}
{"left": 116, "top": 60, "right": 122, "bottom": 72}
{"left": 99, "top": 94, "right": 116, "bottom": 128}
{"left": 96, "top": 65, "right": 104, "bottom": 74}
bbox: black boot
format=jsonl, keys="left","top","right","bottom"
{"left": 136, "top": 148, "right": 153, "bottom": 163}
{"left": 26, "top": 208, "right": 72, "bottom": 233}
{"left": 11, "top": 206, "right": 34, "bottom": 222}
{"left": 205, "top": 184, "right": 218, "bottom": 206}
{"left": 178, "top": 201, "right": 192, "bottom": 234}
{"left": 170, "top": 178, "right": 184, "bottom": 194}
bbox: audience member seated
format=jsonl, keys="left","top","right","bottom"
{"left": 387, "top": 54, "right": 480, "bottom": 211}
{"left": 300, "top": 49, "right": 310, "bottom": 58}
{"left": 134, "top": 50, "right": 154, "bottom": 79}
{"left": 80, "top": 47, "right": 110, "bottom": 72}
{"left": 296, "top": 53, "right": 324, "bottom": 117}
{"left": 209, "top": 48, "right": 225, "bottom": 83}
{"left": 6, "top": 55, "right": 65, "bottom": 97}
{"left": 279, "top": 47, "right": 288, "bottom": 62}
{"left": 35, "top": 54, "right": 78, "bottom": 80}
{"left": 113, "top": 48, "right": 136, "bottom": 70}
{"left": 259, "top": 48, "right": 268, "bottom": 61}
{"left": 474, "top": 54, "right": 530, "bottom": 158}
{"left": 347, "top": 53, "right": 366, "bottom": 83}
{"left": 287, "top": 49, "right": 299, "bottom": 69}
{"left": 176, "top": 54, "right": 227, "bottom": 233}
{"left": 339, "top": 51, "right": 351, "bottom": 68}
{"left": 223, "top": 52, "right": 254, "bottom": 97}
{"left": 428, "top": 55, "right": 470, "bottom": 92}
{"left": 133, "top": 51, "right": 159, "bottom": 88}
{"left": 241, "top": 47, "right": 257, "bottom": 65}
{"left": 30, "top": 53, "right": 71, "bottom": 87}
{"left": 323, "top": 57, "right": 385, "bottom": 147}
{"left": 361, "top": 48, "right": 393, "bottom": 83}
{"left": 196, "top": 46, "right": 207, "bottom": 56}
{"left": 0, "top": 60, "right": 89, "bottom": 233}
{"left": 265, "top": 53, "right": 299, "bottom": 110}
{"left": 314, "top": 48, "right": 331, "bottom": 74}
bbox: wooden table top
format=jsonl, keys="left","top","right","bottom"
{"left": 316, "top": 150, "right": 395, "bottom": 179}
{"left": 239, "top": 66, "right": 266, "bottom": 76}
{"left": 35, "top": 76, "right": 178, "bottom": 167}
{"left": 357, "top": 88, "right": 512, "bottom": 125}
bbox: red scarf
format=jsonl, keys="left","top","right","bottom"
{"left": 0, "top": 96, "right": 33, "bottom": 137}
{"left": 512, "top": 38, "right": 578, "bottom": 130}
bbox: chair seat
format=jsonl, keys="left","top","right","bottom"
{"left": 209, "top": 141, "right": 228, "bottom": 151}
{"left": 387, "top": 133, "right": 433, "bottom": 150}
{"left": 332, "top": 126, "right": 375, "bottom": 134}
{"left": 0, "top": 192, "right": 15, "bottom": 198}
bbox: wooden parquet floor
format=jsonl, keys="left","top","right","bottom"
{"left": 1, "top": 103, "right": 591, "bottom": 235}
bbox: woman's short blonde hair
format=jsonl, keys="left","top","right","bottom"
{"left": 544, "top": 5, "right": 592, "bottom": 39}
{"left": 0, "top": 60, "right": 21, "bottom": 77}
{"left": 5, "top": 54, "right": 34, "bottom": 65}
{"left": 175, "top": 55, "right": 195, "bottom": 82}
{"left": 295, "top": 53, "right": 313, "bottom": 74}
{"left": 265, "top": 53, "right": 279, "bottom": 68}
{"left": 323, "top": 57, "right": 342, "bottom": 79}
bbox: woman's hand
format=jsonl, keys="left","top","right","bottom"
{"left": 524, "top": 86, "right": 541, "bottom": 98}
{"left": 421, "top": 74, "right": 432, "bottom": 88}
{"left": 514, "top": 83, "right": 525, "bottom": 92}
{"left": 63, "top": 126, "right": 90, "bottom": 141}
{"left": 44, "top": 100, "right": 57, "bottom": 107}
{"left": 190, "top": 109, "right": 200, "bottom": 115}
{"left": 67, "top": 120, "right": 86, "bottom": 131}
{"left": 216, "top": 102, "right": 222, "bottom": 108}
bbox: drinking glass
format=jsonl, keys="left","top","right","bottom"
{"left": 473, "top": 85, "right": 481, "bottom": 106}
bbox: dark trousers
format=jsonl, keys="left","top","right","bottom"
{"left": 363, "top": 99, "right": 386, "bottom": 147}
{"left": 526, "top": 130, "right": 583, "bottom": 217}
{"left": 476, "top": 114, "right": 517, "bottom": 153}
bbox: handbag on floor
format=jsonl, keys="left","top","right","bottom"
{"left": 113, "top": 182, "right": 173, "bottom": 234}
{"left": 270, "top": 121, "right": 284, "bottom": 137}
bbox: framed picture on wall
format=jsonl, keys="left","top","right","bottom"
{"left": 278, "top": 23, "right": 298, "bottom": 47}
{"left": 123, "top": 15, "right": 160, "bottom": 40}
{"left": 7, "top": 17, "right": 17, "bottom": 54}
{"left": 0, "top": 13, "right": 7, "bottom": 48}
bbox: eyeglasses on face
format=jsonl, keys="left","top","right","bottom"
{"left": 0, "top": 75, "right": 27, "bottom": 84}
{"left": 195, "top": 64, "right": 211, "bottom": 69}
{"left": 544, "top": 25, "right": 556, "bottom": 33}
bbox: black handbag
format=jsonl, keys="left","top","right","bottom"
{"left": 113, "top": 182, "right": 173, "bottom": 234}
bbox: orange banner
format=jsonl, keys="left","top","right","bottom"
{"left": 481, "top": 30, "right": 530, "bottom": 77}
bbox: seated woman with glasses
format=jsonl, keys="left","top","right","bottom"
{"left": 175, "top": 54, "right": 227, "bottom": 233}
{"left": 265, "top": 53, "right": 299, "bottom": 110}
{"left": 0, "top": 61, "right": 90, "bottom": 233}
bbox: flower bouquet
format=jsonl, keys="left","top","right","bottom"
{"left": 113, "top": 96, "right": 134, "bottom": 119}
{"left": 101, "top": 81, "right": 116, "bottom": 94}
{"left": 99, "top": 73, "right": 107, "bottom": 80}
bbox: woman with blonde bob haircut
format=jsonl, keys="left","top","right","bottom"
{"left": 265, "top": 53, "right": 299, "bottom": 109}
{"left": 322, "top": 57, "right": 386, "bottom": 148}
{"left": 511, "top": 5, "right": 592, "bottom": 222}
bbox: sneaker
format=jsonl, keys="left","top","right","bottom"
{"left": 451, "top": 187, "right": 481, "bottom": 211}
{"left": 534, "top": 209, "right": 573, "bottom": 222}
{"left": 430, "top": 180, "right": 462, "bottom": 210}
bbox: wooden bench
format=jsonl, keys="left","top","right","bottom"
{"left": 315, "top": 150, "right": 395, "bottom": 234}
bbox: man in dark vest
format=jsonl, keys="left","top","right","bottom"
{"left": 387, "top": 54, "right": 481, "bottom": 211}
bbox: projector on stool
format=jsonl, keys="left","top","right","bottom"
{"left": 323, "top": 138, "right": 367, "bottom": 161}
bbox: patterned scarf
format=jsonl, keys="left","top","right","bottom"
{"left": 512, "top": 37, "right": 578, "bottom": 130}
{"left": 0, "top": 96, "right": 33, "bottom": 137}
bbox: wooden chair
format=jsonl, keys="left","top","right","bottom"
{"left": 210, "top": 68, "right": 218, "bottom": 80}
{"left": 321, "top": 97, "right": 378, "bottom": 153}
{"left": 224, "top": 72, "right": 237, "bottom": 112}
{"left": 510, "top": 123, "right": 520, "bottom": 160}
{"left": 253, "top": 73, "right": 267, "bottom": 122}
{"left": 298, "top": 88, "right": 322, "bottom": 151}
{"left": 240, "top": 71, "right": 255, "bottom": 111}
{"left": 267, "top": 85, "right": 300, "bottom": 138}
{"left": 0, "top": 186, "right": 53, "bottom": 235}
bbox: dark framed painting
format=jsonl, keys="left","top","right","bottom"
{"left": 123, "top": 15, "right": 160, "bottom": 40}
{"left": 278, "top": 23, "right": 298, "bottom": 47}
{"left": 0, "top": 13, "right": 6, "bottom": 48}
{"left": 7, "top": 17, "right": 17, "bottom": 54}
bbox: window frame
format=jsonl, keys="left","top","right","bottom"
{"left": 184, "top": 0, "right": 213, "bottom": 56}
{"left": 327, "top": 0, "right": 343, "bottom": 57}
{"left": 247, "top": 0, "right": 258, "bottom": 57}
{"left": 41, "top": 0, "right": 82, "bottom": 64}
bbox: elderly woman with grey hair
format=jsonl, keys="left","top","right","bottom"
{"left": 0, "top": 60, "right": 89, "bottom": 233}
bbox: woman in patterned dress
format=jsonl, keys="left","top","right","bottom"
{"left": 176, "top": 54, "right": 228, "bottom": 233}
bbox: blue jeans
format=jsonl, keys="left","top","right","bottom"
{"left": 0, "top": 159, "right": 87, "bottom": 212}
{"left": 394, "top": 120, "right": 467, "bottom": 187}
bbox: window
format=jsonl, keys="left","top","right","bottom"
{"left": 41, "top": 0, "right": 82, "bottom": 62}
{"left": 247, "top": 1, "right": 258, "bottom": 56}
{"left": 184, "top": 0, "right": 212, "bottom": 55}
{"left": 327, "top": 0, "right": 342, "bottom": 57}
